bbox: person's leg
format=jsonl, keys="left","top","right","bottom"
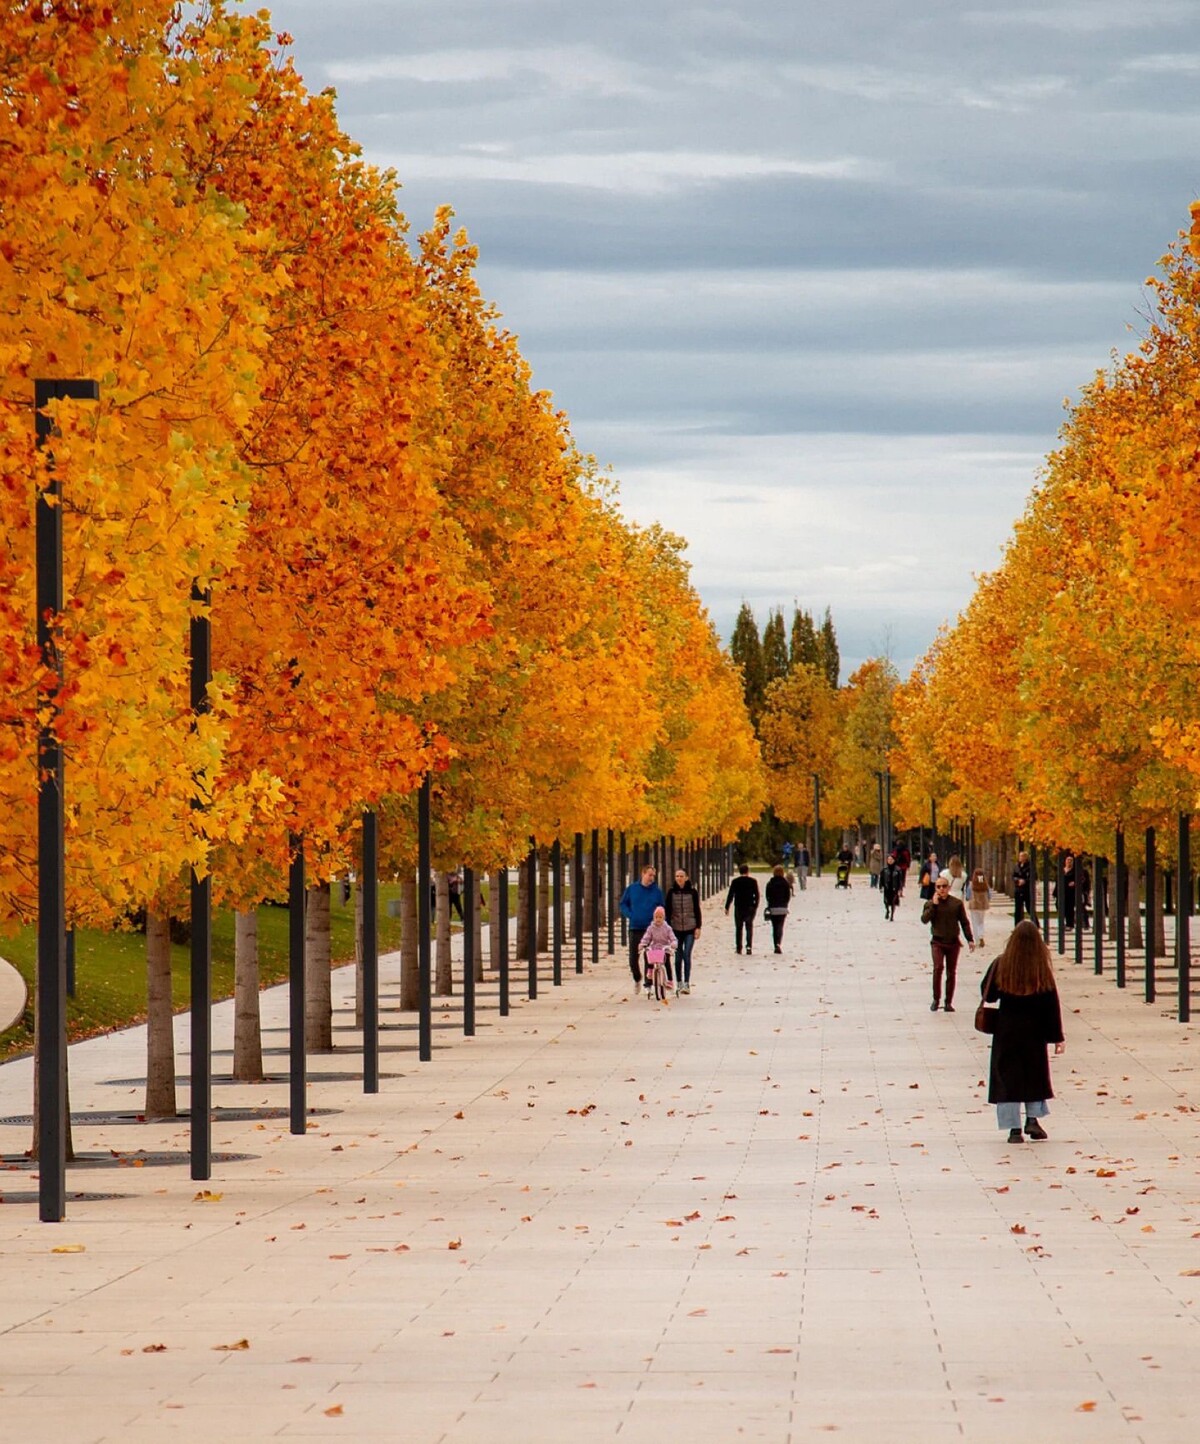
{"left": 943, "top": 943, "right": 961, "bottom": 1009}
{"left": 629, "top": 927, "right": 645, "bottom": 983}
{"left": 1014, "top": 893, "right": 1025, "bottom": 925}
{"left": 996, "top": 1101, "right": 1022, "bottom": 1141}
{"left": 1023, "top": 1100, "right": 1050, "bottom": 1138}
{"left": 744, "top": 915, "right": 754, "bottom": 953}
{"left": 678, "top": 931, "right": 694, "bottom": 986}
{"left": 930, "top": 941, "right": 945, "bottom": 1009}
{"left": 771, "top": 915, "right": 784, "bottom": 951}
{"left": 734, "top": 915, "right": 744, "bottom": 953}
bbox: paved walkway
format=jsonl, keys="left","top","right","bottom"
{"left": 3, "top": 877, "right": 1200, "bottom": 1442}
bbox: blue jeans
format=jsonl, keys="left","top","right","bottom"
{"left": 996, "top": 1101, "right": 1049, "bottom": 1129}
{"left": 675, "top": 930, "right": 696, "bottom": 983}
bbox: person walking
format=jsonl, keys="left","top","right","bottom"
{"left": 980, "top": 919, "right": 1065, "bottom": 1143}
{"left": 894, "top": 841, "right": 911, "bottom": 897}
{"left": 764, "top": 864, "right": 791, "bottom": 953}
{"left": 880, "top": 852, "right": 903, "bottom": 921}
{"left": 665, "top": 867, "right": 703, "bottom": 993}
{"left": 1054, "top": 853, "right": 1077, "bottom": 931}
{"left": 868, "top": 842, "right": 883, "bottom": 889}
{"left": 1012, "top": 850, "right": 1034, "bottom": 924}
{"left": 966, "top": 866, "right": 992, "bottom": 949}
{"left": 795, "top": 843, "right": 810, "bottom": 891}
{"left": 918, "top": 853, "right": 938, "bottom": 901}
{"left": 448, "top": 870, "right": 465, "bottom": 922}
{"left": 921, "top": 873, "right": 974, "bottom": 1011}
{"left": 944, "top": 855, "right": 967, "bottom": 901}
{"left": 724, "top": 864, "right": 761, "bottom": 955}
{"left": 619, "top": 865, "right": 665, "bottom": 989}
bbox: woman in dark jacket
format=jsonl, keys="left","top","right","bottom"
{"left": 665, "top": 869, "right": 702, "bottom": 994}
{"left": 981, "top": 920, "right": 1065, "bottom": 1144}
{"left": 764, "top": 865, "right": 792, "bottom": 954}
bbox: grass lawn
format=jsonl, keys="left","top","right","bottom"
{"left": 0, "top": 885, "right": 407, "bottom": 1065}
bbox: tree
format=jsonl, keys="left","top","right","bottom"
{"left": 818, "top": 607, "right": 841, "bottom": 690}
{"left": 790, "top": 607, "right": 820, "bottom": 672}
{"left": 762, "top": 608, "right": 789, "bottom": 688}
{"left": 730, "top": 604, "right": 766, "bottom": 726}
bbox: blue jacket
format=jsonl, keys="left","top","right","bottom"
{"left": 619, "top": 881, "right": 665, "bottom": 930}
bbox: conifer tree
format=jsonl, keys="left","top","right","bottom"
{"left": 817, "top": 607, "right": 841, "bottom": 690}
{"left": 762, "top": 608, "right": 790, "bottom": 687}
{"left": 790, "top": 607, "right": 821, "bottom": 672}
{"left": 730, "top": 603, "right": 767, "bottom": 726}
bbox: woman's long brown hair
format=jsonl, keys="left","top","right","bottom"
{"left": 994, "top": 919, "right": 1056, "bottom": 996}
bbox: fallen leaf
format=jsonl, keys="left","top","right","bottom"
{"left": 51, "top": 1244, "right": 85, "bottom": 1254}
{"left": 1077, "top": 1401, "right": 1097, "bottom": 1412}
{"left": 447, "top": 1239, "right": 462, "bottom": 1250}
{"left": 141, "top": 1343, "right": 167, "bottom": 1353}
{"left": 212, "top": 1339, "right": 250, "bottom": 1352}
{"left": 688, "top": 1308, "right": 707, "bottom": 1316}
{"left": 193, "top": 1190, "right": 223, "bottom": 1203}
{"left": 324, "top": 1404, "right": 343, "bottom": 1417}
{"left": 1010, "top": 1224, "right": 1027, "bottom": 1235}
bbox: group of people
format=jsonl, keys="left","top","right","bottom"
{"left": 781, "top": 839, "right": 811, "bottom": 890}
{"left": 617, "top": 857, "right": 800, "bottom": 1001}
{"left": 618, "top": 865, "right": 704, "bottom": 998}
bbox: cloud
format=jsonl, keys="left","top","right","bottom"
{"left": 385, "top": 149, "right": 873, "bottom": 196}
{"left": 326, "top": 44, "right": 651, "bottom": 98}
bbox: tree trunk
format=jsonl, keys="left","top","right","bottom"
{"left": 474, "top": 873, "right": 485, "bottom": 981}
{"left": 145, "top": 910, "right": 177, "bottom": 1118}
{"left": 400, "top": 868, "right": 419, "bottom": 1009}
{"left": 489, "top": 869, "right": 505, "bottom": 969}
{"left": 354, "top": 878, "right": 364, "bottom": 1028}
{"left": 516, "top": 857, "right": 530, "bottom": 958}
{"left": 305, "top": 880, "right": 332, "bottom": 1052}
{"left": 435, "top": 869, "right": 453, "bottom": 996}
{"left": 538, "top": 846, "right": 551, "bottom": 951}
{"left": 232, "top": 908, "right": 263, "bottom": 1082}
{"left": 29, "top": 1011, "right": 74, "bottom": 1162}
{"left": 582, "top": 850, "right": 594, "bottom": 932}
{"left": 1154, "top": 873, "right": 1167, "bottom": 954}
{"left": 1127, "top": 865, "right": 1144, "bottom": 950}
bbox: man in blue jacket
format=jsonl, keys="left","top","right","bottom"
{"left": 619, "top": 865, "right": 665, "bottom": 988}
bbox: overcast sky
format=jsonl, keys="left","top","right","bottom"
{"left": 265, "top": 0, "right": 1200, "bottom": 678}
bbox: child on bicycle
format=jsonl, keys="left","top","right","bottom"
{"left": 639, "top": 907, "right": 679, "bottom": 992}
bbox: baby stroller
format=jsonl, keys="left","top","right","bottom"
{"left": 835, "top": 863, "right": 852, "bottom": 889}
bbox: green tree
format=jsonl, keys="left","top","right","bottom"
{"left": 762, "top": 608, "right": 789, "bottom": 687}
{"left": 730, "top": 602, "right": 767, "bottom": 726}
{"left": 817, "top": 607, "right": 841, "bottom": 690}
{"left": 790, "top": 607, "right": 820, "bottom": 671}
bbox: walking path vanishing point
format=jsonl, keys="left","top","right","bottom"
{"left": 4, "top": 877, "right": 1200, "bottom": 1444}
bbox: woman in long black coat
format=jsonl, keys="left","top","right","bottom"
{"left": 981, "top": 920, "right": 1065, "bottom": 1144}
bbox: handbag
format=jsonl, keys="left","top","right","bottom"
{"left": 975, "top": 961, "right": 998, "bottom": 1033}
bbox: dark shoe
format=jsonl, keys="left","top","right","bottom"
{"left": 773, "top": 945, "right": 782, "bottom": 954}
{"left": 1007, "top": 1129, "right": 1024, "bottom": 1144}
{"left": 745, "top": 947, "right": 752, "bottom": 956}
{"left": 1024, "top": 1119, "right": 1048, "bottom": 1140}
{"left": 944, "top": 1004, "right": 955, "bottom": 1013}
{"left": 930, "top": 1001, "right": 939, "bottom": 1011}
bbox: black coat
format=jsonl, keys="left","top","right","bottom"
{"left": 983, "top": 976, "right": 1064, "bottom": 1104}
{"left": 725, "top": 875, "right": 760, "bottom": 917}
{"left": 764, "top": 875, "right": 791, "bottom": 913}
{"left": 880, "top": 863, "right": 903, "bottom": 900}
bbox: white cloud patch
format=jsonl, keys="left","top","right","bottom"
{"left": 325, "top": 44, "right": 649, "bottom": 97}
{"left": 388, "top": 149, "right": 873, "bottom": 195}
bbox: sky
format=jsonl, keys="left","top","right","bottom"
{"left": 262, "top": 0, "right": 1200, "bottom": 678}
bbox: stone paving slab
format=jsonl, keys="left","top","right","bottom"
{"left": 3, "top": 877, "right": 1200, "bottom": 1441}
